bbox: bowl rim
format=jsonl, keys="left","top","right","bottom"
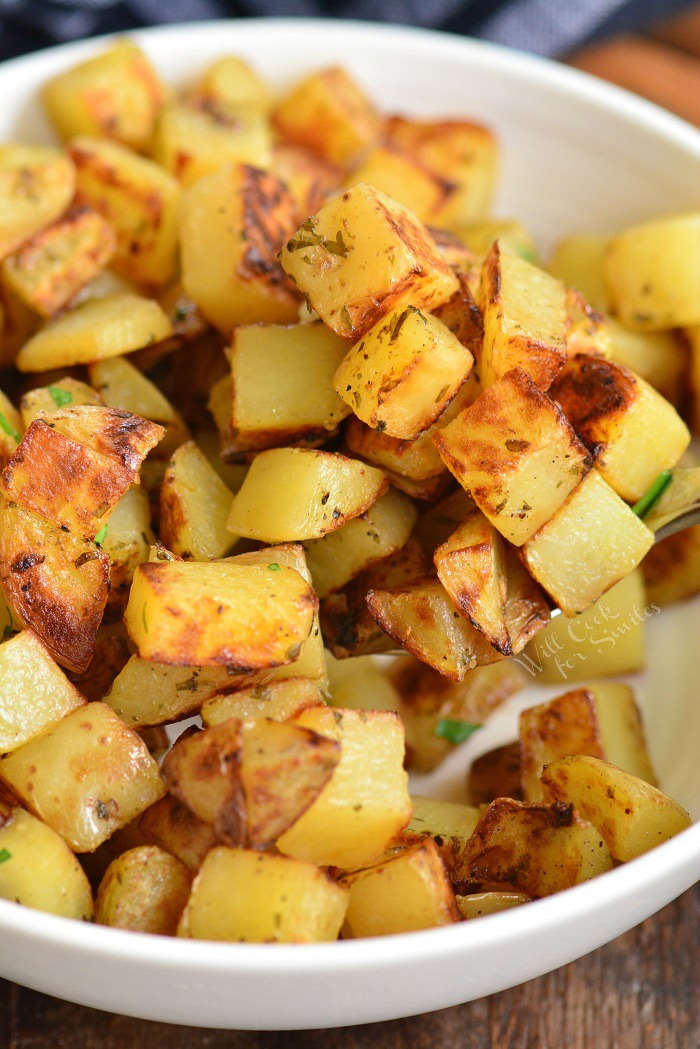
{"left": 0, "top": 17, "right": 697, "bottom": 970}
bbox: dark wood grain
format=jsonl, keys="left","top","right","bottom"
{"left": 1, "top": 886, "right": 697, "bottom": 1048}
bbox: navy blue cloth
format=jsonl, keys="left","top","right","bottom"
{"left": 0, "top": 0, "right": 695, "bottom": 61}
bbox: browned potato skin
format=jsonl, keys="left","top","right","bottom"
{"left": 272, "top": 143, "right": 343, "bottom": 219}
{"left": 467, "top": 742, "right": 523, "bottom": 806}
{"left": 642, "top": 525, "right": 700, "bottom": 606}
{"left": 96, "top": 845, "right": 191, "bottom": 935}
{"left": 139, "top": 795, "right": 218, "bottom": 872}
{"left": 519, "top": 689, "right": 604, "bottom": 801}
{"left": 67, "top": 621, "right": 131, "bottom": 701}
{"left": 433, "top": 270, "right": 484, "bottom": 358}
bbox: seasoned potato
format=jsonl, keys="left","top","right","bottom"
{"left": 152, "top": 104, "right": 271, "bottom": 187}
{"left": 279, "top": 183, "right": 459, "bottom": 339}
{"left": 0, "top": 702, "right": 165, "bottom": 852}
{"left": 548, "top": 233, "right": 610, "bottom": 312}
{"left": 456, "top": 892, "right": 530, "bottom": 920}
{"left": 277, "top": 707, "right": 412, "bottom": 869}
{"left": 124, "top": 559, "right": 317, "bottom": 668}
{"left": 605, "top": 319, "right": 687, "bottom": 405}
{"left": 433, "top": 269, "right": 484, "bottom": 354}
{"left": 335, "top": 307, "right": 474, "bottom": 440}
{"left": 541, "top": 756, "right": 691, "bottom": 862}
{"left": 180, "top": 163, "right": 299, "bottom": 334}
{"left": 521, "top": 470, "right": 654, "bottom": 615}
{"left": 342, "top": 840, "right": 458, "bottom": 937}
{"left": 452, "top": 797, "right": 613, "bottom": 897}
{"left": 1, "top": 206, "right": 116, "bottom": 318}
{"left": 188, "top": 55, "right": 272, "bottom": 116}
{"left": 0, "top": 145, "right": 75, "bottom": 260}
{"left": 273, "top": 67, "right": 380, "bottom": 166}
{"left": 272, "top": 143, "right": 342, "bottom": 218}
{"left": 564, "top": 287, "right": 610, "bottom": 357}
{"left": 227, "top": 448, "right": 387, "bottom": 543}
{"left": 434, "top": 367, "right": 591, "bottom": 546}
{"left": 202, "top": 677, "right": 324, "bottom": 727}
{"left": 467, "top": 742, "right": 523, "bottom": 806}
{"left": 0, "top": 387, "right": 21, "bottom": 466}
{"left": 398, "top": 796, "right": 481, "bottom": 876}
{"left": 643, "top": 526, "right": 700, "bottom": 606}
{"left": 64, "top": 621, "right": 131, "bottom": 702}
{"left": 139, "top": 795, "right": 217, "bottom": 872}
{"left": 345, "top": 416, "right": 446, "bottom": 484}
{"left": 159, "top": 441, "right": 235, "bottom": 560}
{"left": 324, "top": 654, "right": 398, "bottom": 717}
{"left": 605, "top": 212, "right": 700, "bottom": 330}
{"left": 101, "top": 486, "right": 153, "bottom": 613}
{"left": 96, "top": 845, "right": 191, "bottom": 934}
{"left": 15, "top": 293, "right": 172, "bottom": 372}
{"left": 20, "top": 377, "right": 101, "bottom": 428}
{"left": 230, "top": 322, "right": 350, "bottom": 450}
{"left": 70, "top": 137, "right": 181, "bottom": 288}
{"left": 178, "top": 847, "right": 348, "bottom": 943}
{"left": 0, "top": 497, "right": 109, "bottom": 673}
{"left": 0, "top": 806, "right": 93, "bottom": 920}
{"left": 43, "top": 40, "right": 167, "bottom": 150}
{"left": 551, "top": 355, "right": 689, "bottom": 502}
{"left": 345, "top": 146, "right": 454, "bottom": 223}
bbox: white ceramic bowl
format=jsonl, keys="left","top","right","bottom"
{"left": 0, "top": 19, "right": 699, "bottom": 1031}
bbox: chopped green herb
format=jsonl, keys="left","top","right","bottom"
{"left": 517, "top": 248, "right": 537, "bottom": 263}
{"left": 434, "top": 718, "right": 482, "bottom": 745}
{"left": 173, "top": 302, "right": 190, "bottom": 323}
{"left": 341, "top": 306, "right": 354, "bottom": 333}
{"left": 389, "top": 305, "right": 424, "bottom": 343}
{"left": 0, "top": 849, "right": 11, "bottom": 864}
{"left": 94, "top": 524, "right": 109, "bottom": 546}
{"left": 48, "top": 385, "right": 72, "bottom": 408}
{"left": 268, "top": 562, "right": 280, "bottom": 571}
{"left": 0, "top": 411, "right": 20, "bottom": 444}
{"left": 632, "top": 470, "right": 673, "bottom": 519}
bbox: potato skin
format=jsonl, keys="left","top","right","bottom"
{"left": 467, "top": 742, "right": 523, "bottom": 806}
{"left": 96, "top": 845, "right": 191, "bottom": 934}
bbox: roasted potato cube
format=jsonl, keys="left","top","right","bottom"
{"left": 138, "top": 795, "right": 217, "bottom": 872}
{"left": 95, "top": 845, "right": 191, "bottom": 934}
{"left": 273, "top": 66, "right": 380, "bottom": 166}
{"left": 541, "top": 756, "right": 691, "bottom": 862}
{"left": 201, "top": 677, "right": 324, "bottom": 728}
{"left": 345, "top": 146, "right": 454, "bottom": 223}
{"left": 434, "top": 367, "right": 591, "bottom": 546}
{"left": 272, "top": 143, "right": 342, "bottom": 218}
{"left": 456, "top": 892, "right": 530, "bottom": 920}
{"left": 453, "top": 797, "right": 613, "bottom": 897}
{"left": 548, "top": 234, "right": 610, "bottom": 312}
{"left": 189, "top": 55, "right": 272, "bottom": 116}
{"left": 0, "top": 702, "right": 165, "bottom": 852}
{"left": 227, "top": 448, "right": 387, "bottom": 543}
{"left": 152, "top": 104, "right": 271, "bottom": 187}
{"left": 20, "top": 377, "right": 101, "bottom": 428}
{"left": 522, "top": 470, "right": 654, "bottom": 615}
{"left": 399, "top": 796, "right": 481, "bottom": 876}
{"left": 325, "top": 653, "right": 398, "bottom": 718}
{"left": 643, "top": 526, "right": 700, "bottom": 606}
{"left": 277, "top": 707, "right": 411, "bottom": 869}
{"left": 70, "top": 137, "right": 180, "bottom": 288}
{"left": 124, "top": 559, "right": 316, "bottom": 668}
{"left": 303, "top": 487, "right": 416, "bottom": 598}
{"left": 345, "top": 416, "right": 445, "bottom": 483}
{"left": 335, "top": 307, "right": 474, "bottom": 440}
{"left": 0, "top": 387, "right": 21, "bottom": 466}
{"left": 180, "top": 163, "right": 299, "bottom": 334}
{"left": 280, "top": 183, "right": 458, "bottom": 339}
{"left": 524, "top": 570, "right": 646, "bottom": 683}
{"left": 178, "top": 847, "right": 348, "bottom": 942}
{"left": 385, "top": 116, "right": 498, "bottom": 226}
{"left": 606, "top": 318, "right": 686, "bottom": 405}
{"left": 67, "top": 621, "right": 132, "bottom": 702}
{"left": 230, "top": 321, "right": 350, "bottom": 451}
{"left": 519, "top": 681, "right": 656, "bottom": 801}
{"left": 467, "top": 742, "right": 523, "bottom": 806}
{"left": 159, "top": 441, "right": 235, "bottom": 561}
{"left": 551, "top": 356, "right": 689, "bottom": 502}
{"left": 101, "top": 486, "right": 153, "bottom": 613}
{"left": 15, "top": 293, "right": 172, "bottom": 372}
{"left": 605, "top": 212, "right": 700, "bottom": 330}
{"left": 342, "top": 840, "right": 458, "bottom": 937}
{"left": 0, "top": 806, "right": 93, "bottom": 920}
{"left": 0, "top": 145, "right": 75, "bottom": 260}
{"left": 194, "top": 428, "right": 248, "bottom": 493}
{"left": 0, "top": 497, "right": 109, "bottom": 673}
{"left": 456, "top": 219, "right": 537, "bottom": 263}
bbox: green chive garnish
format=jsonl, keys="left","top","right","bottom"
{"left": 434, "top": 719, "right": 482, "bottom": 744}
{"left": 632, "top": 470, "right": 673, "bottom": 519}
{"left": 268, "top": 563, "right": 280, "bottom": 571}
{"left": 0, "top": 849, "right": 11, "bottom": 864}
{"left": 48, "top": 385, "right": 72, "bottom": 408}
{"left": 94, "top": 524, "right": 109, "bottom": 546}
{"left": 0, "top": 411, "right": 20, "bottom": 443}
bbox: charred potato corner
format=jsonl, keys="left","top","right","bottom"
{"left": 0, "top": 40, "right": 695, "bottom": 944}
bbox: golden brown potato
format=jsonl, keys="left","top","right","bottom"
{"left": 201, "top": 677, "right": 324, "bottom": 728}
{"left": 456, "top": 219, "right": 537, "bottom": 263}
{"left": 344, "top": 415, "right": 446, "bottom": 484}
{"left": 643, "top": 526, "right": 700, "bottom": 606}
{"left": 563, "top": 287, "right": 610, "bottom": 358}
{"left": 152, "top": 103, "right": 271, "bottom": 187}
{"left": 280, "top": 183, "right": 459, "bottom": 339}
{"left": 606, "top": 319, "right": 687, "bottom": 405}
{"left": 272, "top": 143, "right": 342, "bottom": 219}
{"left": 159, "top": 441, "right": 235, "bottom": 561}
{"left": 188, "top": 55, "right": 272, "bottom": 117}
{"left": 0, "top": 387, "right": 21, "bottom": 467}
{"left": 434, "top": 367, "right": 591, "bottom": 546}
{"left": 20, "top": 377, "right": 101, "bottom": 428}
{"left": 398, "top": 796, "right": 481, "bottom": 876}
{"left": 548, "top": 233, "right": 610, "bottom": 312}
{"left": 100, "top": 486, "right": 153, "bottom": 614}
{"left": 64, "top": 621, "right": 130, "bottom": 702}
{"left": 139, "top": 795, "right": 218, "bottom": 872}
{"left": 456, "top": 892, "right": 530, "bottom": 920}
{"left": 325, "top": 652, "right": 400, "bottom": 715}
{"left": 96, "top": 845, "right": 191, "bottom": 934}
{"left": 0, "top": 145, "right": 75, "bottom": 260}
{"left": 467, "top": 742, "right": 523, "bottom": 806}
{"left": 345, "top": 146, "right": 454, "bottom": 223}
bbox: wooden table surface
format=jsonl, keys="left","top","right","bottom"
{"left": 3, "top": 6, "right": 700, "bottom": 1047}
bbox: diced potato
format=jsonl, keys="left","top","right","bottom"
{"left": 180, "top": 163, "right": 299, "bottom": 334}
{"left": 194, "top": 428, "right": 248, "bottom": 492}
{"left": 15, "top": 293, "right": 172, "bottom": 372}
{"left": 272, "top": 143, "right": 342, "bottom": 218}
{"left": 152, "top": 104, "right": 271, "bottom": 187}
{"left": 0, "top": 387, "right": 21, "bottom": 466}
{"left": 325, "top": 652, "right": 400, "bottom": 714}
{"left": 124, "top": 559, "right": 316, "bottom": 668}
{"left": 479, "top": 244, "right": 568, "bottom": 390}
{"left": 20, "top": 377, "right": 101, "bottom": 428}
{"left": 564, "top": 287, "right": 610, "bottom": 358}
{"left": 524, "top": 570, "right": 646, "bottom": 683}
{"left": 521, "top": 470, "right": 654, "bottom": 615}
{"left": 273, "top": 67, "right": 380, "bottom": 166}
{"left": 548, "top": 234, "right": 610, "bottom": 312}
{"left": 345, "top": 146, "right": 454, "bottom": 223}
{"left": 1, "top": 205, "right": 116, "bottom": 317}
{"left": 303, "top": 487, "right": 417, "bottom": 597}
{"left": 456, "top": 219, "right": 537, "bottom": 263}
{"left": 139, "top": 795, "right": 218, "bottom": 872}
{"left": 0, "top": 630, "right": 85, "bottom": 752}
{"left": 277, "top": 707, "right": 411, "bottom": 869}
{"left": 230, "top": 321, "right": 350, "bottom": 450}
{"left": 606, "top": 318, "right": 686, "bottom": 405}
{"left": 643, "top": 526, "right": 700, "bottom": 606}
{"left": 335, "top": 307, "right": 474, "bottom": 440}
{"left": 188, "top": 55, "right": 272, "bottom": 117}
{"left": 452, "top": 797, "right": 613, "bottom": 897}
{"left": 605, "top": 212, "right": 700, "bottom": 330}
{"left": 159, "top": 442, "right": 235, "bottom": 561}
{"left": 201, "top": 677, "right": 324, "bottom": 727}
{"left": 95, "top": 845, "right": 191, "bottom": 934}
{"left": 0, "top": 145, "right": 75, "bottom": 260}
{"left": 0, "top": 497, "right": 109, "bottom": 673}
{"left": 519, "top": 681, "right": 656, "bottom": 801}
{"left": 399, "top": 796, "right": 481, "bottom": 876}
{"left": 551, "top": 355, "right": 689, "bottom": 501}
{"left": 342, "top": 840, "right": 458, "bottom": 937}
{"left": 101, "top": 486, "right": 153, "bottom": 613}
{"left": 43, "top": 40, "right": 167, "bottom": 150}
{"left": 227, "top": 448, "right": 387, "bottom": 543}
{"left": 0, "top": 807, "right": 93, "bottom": 920}
{"left": 429, "top": 228, "right": 479, "bottom": 270}
{"left": 345, "top": 416, "right": 445, "bottom": 483}
{"left": 70, "top": 137, "right": 181, "bottom": 288}
{"left": 456, "top": 892, "right": 530, "bottom": 920}
{"left": 0, "top": 282, "right": 39, "bottom": 368}
{"left": 279, "top": 183, "right": 459, "bottom": 339}
{"left": 434, "top": 367, "right": 591, "bottom": 546}
{"left": 0, "top": 702, "right": 165, "bottom": 852}
{"left": 385, "top": 116, "right": 498, "bottom": 226}
{"left": 541, "top": 756, "right": 691, "bottom": 862}
{"left": 467, "top": 742, "right": 523, "bottom": 806}
{"left": 433, "top": 269, "right": 484, "bottom": 352}
{"left": 178, "top": 847, "right": 348, "bottom": 942}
